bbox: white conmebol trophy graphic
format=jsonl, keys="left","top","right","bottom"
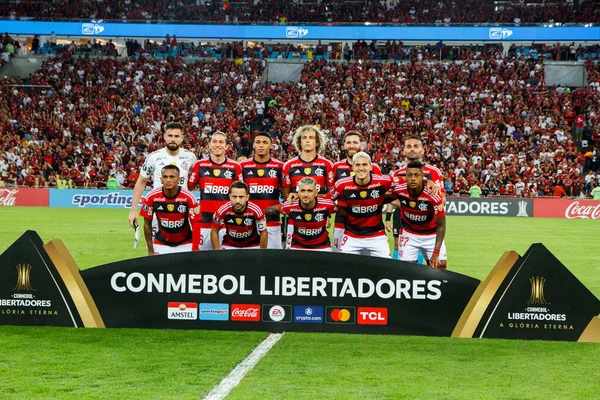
{"left": 517, "top": 201, "right": 529, "bottom": 217}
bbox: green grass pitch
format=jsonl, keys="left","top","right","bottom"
{"left": 0, "top": 208, "right": 599, "bottom": 399}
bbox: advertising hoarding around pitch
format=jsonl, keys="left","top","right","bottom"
{"left": 0, "top": 188, "right": 49, "bottom": 207}
{"left": 533, "top": 198, "right": 600, "bottom": 219}
{"left": 445, "top": 198, "right": 533, "bottom": 217}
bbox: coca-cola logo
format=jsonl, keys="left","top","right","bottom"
{"left": 230, "top": 304, "right": 260, "bottom": 321}
{"left": 0, "top": 189, "right": 18, "bottom": 207}
{"left": 565, "top": 201, "right": 600, "bottom": 220}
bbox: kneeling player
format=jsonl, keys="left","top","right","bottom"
{"left": 140, "top": 165, "right": 198, "bottom": 255}
{"left": 393, "top": 161, "right": 447, "bottom": 268}
{"left": 267, "top": 177, "right": 336, "bottom": 251}
{"left": 211, "top": 181, "right": 268, "bottom": 250}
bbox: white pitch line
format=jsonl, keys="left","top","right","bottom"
{"left": 203, "top": 333, "right": 284, "bottom": 400}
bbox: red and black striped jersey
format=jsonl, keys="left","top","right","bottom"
{"left": 332, "top": 160, "right": 382, "bottom": 227}
{"left": 213, "top": 201, "right": 266, "bottom": 248}
{"left": 280, "top": 198, "right": 337, "bottom": 249}
{"left": 140, "top": 187, "right": 198, "bottom": 246}
{"left": 332, "top": 175, "right": 394, "bottom": 238}
{"left": 240, "top": 157, "right": 284, "bottom": 226}
{"left": 282, "top": 155, "right": 334, "bottom": 197}
{"left": 188, "top": 158, "right": 243, "bottom": 227}
{"left": 393, "top": 163, "right": 444, "bottom": 189}
{"left": 332, "top": 159, "right": 383, "bottom": 182}
{"left": 393, "top": 184, "right": 445, "bottom": 235}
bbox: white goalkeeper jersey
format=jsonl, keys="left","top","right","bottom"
{"left": 140, "top": 148, "right": 197, "bottom": 189}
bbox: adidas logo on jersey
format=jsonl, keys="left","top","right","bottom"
{"left": 340, "top": 172, "right": 347, "bottom": 177}
{"left": 248, "top": 171, "right": 254, "bottom": 175}
{"left": 296, "top": 215, "right": 302, "bottom": 220}
{"left": 350, "top": 193, "right": 356, "bottom": 198}
{"left": 204, "top": 171, "right": 210, "bottom": 175}
{"left": 157, "top": 205, "right": 164, "bottom": 211}
{"left": 227, "top": 219, "right": 234, "bottom": 223}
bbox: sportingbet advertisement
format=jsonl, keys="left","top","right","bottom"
{"left": 48, "top": 189, "right": 199, "bottom": 209}
{"left": 1, "top": 231, "right": 599, "bottom": 341}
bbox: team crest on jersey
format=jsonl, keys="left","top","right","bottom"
{"left": 244, "top": 218, "right": 253, "bottom": 226}
{"left": 409, "top": 201, "right": 417, "bottom": 208}
{"left": 177, "top": 204, "right": 187, "bottom": 213}
{"left": 235, "top": 218, "right": 243, "bottom": 225}
{"left": 214, "top": 170, "right": 221, "bottom": 177}
{"left": 268, "top": 169, "right": 278, "bottom": 178}
{"left": 305, "top": 214, "right": 312, "bottom": 221}
{"left": 360, "top": 191, "right": 368, "bottom": 199}
{"left": 224, "top": 170, "right": 233, "bottom": 179}
{"left": 314, "top": 167, "right": 323, "bottom": 177}
{"left": 257, "top": 169, "right": 265, "bottom": 177}
{"left": 304, "top": 167, "right": 311, "bottom": 175}
{"left": 167, "top": 204, "right": 175, "bottom": 212}
{"left": 314, "top": 213, "right": 324, "bottom": 222}
{"left": 418, "top": 203, "right": 428, "bottom": 211}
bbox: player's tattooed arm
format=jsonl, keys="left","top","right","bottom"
{"left": 263, "top": 205, "right": 280, "bottom": 216}
{"left": 143, "top": 218, "right": 155, "bottom": 256}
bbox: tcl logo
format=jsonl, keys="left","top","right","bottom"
{"left": 230, "top": 304, "right": 260, "bottom": 321}
{"left": 357, "top": 307, "right": 388, "bottom": 325}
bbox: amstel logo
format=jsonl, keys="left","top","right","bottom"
{"left": 528, "top": 276, "right": 548, "bottom": 305}
{"left": 14, "top": 264, "right": 33, "bottom": 291}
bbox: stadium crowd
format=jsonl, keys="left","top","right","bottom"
{"left": 1, "top": 0, "right": 599, "bottom": 24}
{"left": 0, "top": 47, "right": 599, "bottom": 197}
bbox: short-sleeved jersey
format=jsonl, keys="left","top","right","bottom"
{"left": 240, "top": 157, "right": 284, "bottom": 226}
{"left": 393, "top": 163, "right": 444, "bottom": 189}
{"left": 213, "top": 201, "right": 266, "bottom": 248}
{"left": 280, "top": 198, "right": 337, "bottom": 249}
{"left": 332, "top": 159, "right": 382, "bottom": 226}
{"left": 393, "top": 184, "right": 445, "bottom": 235}
{"left": 188, "top": 158, "right": 243, "bottom": 227}
{"left": 282, "top": 155, "right": 334, "bottom": 196}
{"left": 332, "top": 175, "right": 394, "bottom": 238}
{"left": 140, "top": 148, "right": 197, "bottom": 189}
{"left": 140, "top": 187, "right": 198, "bottom": 246}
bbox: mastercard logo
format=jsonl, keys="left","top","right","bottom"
{"left": 325, "top": 306, "right": 356, "bottom": 324}
{"left": 330, "top": 308, "right": 351, "bottom": 322}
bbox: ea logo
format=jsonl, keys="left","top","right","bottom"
{"left": 269, "top": 305, "right": 285, "bottom": 322}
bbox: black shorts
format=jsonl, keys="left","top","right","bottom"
{"left": 393, "top": 207, "right": 402, "bottom": 238}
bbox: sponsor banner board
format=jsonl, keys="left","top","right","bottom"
{"left": 0, "top": 21, "right": 598, "bottom": 41}
{"left": 445, "top": 197, "right": 532, "bottom": 217}
{"left": 533, "top": 198, "right": 600, "bottom": 219}
{"left": 1, "top": 231, "right": 599, "bottom": 341}
{"left": 48, "top": 189, "right": 201, "bottom": 208}
{"left": 0, "top": 188, "right": 49, "bottom": 207}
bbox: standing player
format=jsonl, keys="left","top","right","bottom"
{"left": 128, "top": 122, "right": 197, "bottom": 230}
{"left": 385, "top": 135, "right": 444, "bottom": 260}
{"left": 332, "top": 131, "right": 382, "bottom": 252}
{"left": 265, "top": 177, "right": 337, "bottom": 251}
{"left": 282, "top": 125, "right": 334, "bottom": 200}
{"left": 139, "top": 165, "right": 198, "bottom": 255}
{"left": 333, "top": 152, "right": 394, "bottom": 258}
{"left": 240, "top": 132, "right": 284, "bottom": 249}
{"left": 188, "top": 131, "right": 243, "bottom": 250}
{"left": 393, "top": 161, "right": 446, "bottom": 268}
{"left": 211, "top": 181, "right": 267, "bottom": 250}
